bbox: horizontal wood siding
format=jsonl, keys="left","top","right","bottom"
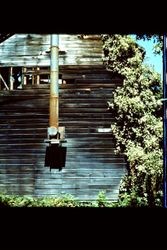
{"left": 0, "top": 34, "right": 103, "bottom": 67}
{"left": 0, "top": 68, "right": 126, "bottom": 201}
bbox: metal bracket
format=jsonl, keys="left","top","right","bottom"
{"left": 44, "top": 126, "right": 67, "bottom": 145}
{"left": 44, "top": 138, "right": 67, "bottom": 145}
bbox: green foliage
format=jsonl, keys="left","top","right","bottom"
{"left": 0, "top": 193, "right": 79, "bottom": 207}
{"left": 0, "top": 193, "right": 117, "bottom": 207}
{"left": 96, "top": 190, "right": 107, "bottom": 207}
{"left": 135, "top": 34, "right": 163, "bottom": 55}
{"left": 93, "top": 191, "right": 119, "bottom": 207}
{"left": 101, "top": 34, "right": 145, "bottom": 76}
{"left": 102, "top": 34, "right": 163, "bottom": 207}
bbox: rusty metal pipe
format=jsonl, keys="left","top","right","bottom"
{"left": 49, "top": 35, "right": 59, "bottom": 128}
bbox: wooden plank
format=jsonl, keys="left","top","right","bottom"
{"left": 0, "top": 141, "right": 116, "bottom": 148}
{"left": 59, "top": 83, "right": 120, "bottom": 88}
{"left": 0, "top": 117, "right": 114, "bottom": 124}
{"left": 1, "top": 101, "right": 108, "bottom": 109}
{"left": 0, "top": 142, "right": 46, "bottom": 147}
{"left": 0, "top": 132, "right": 114, "bottom": 139}
{"left": 0, "top": 124, "right": 48, "bottom": 129}
{"left": 0, "top": 138, "right": 45, "bottom": 143}
{"left": 0, "top": 151, "right": 124, "bottom": 159}
{"left": 0, "top": 168, "right": 64, "bottom": 174}
{"left": 0, "top": 174, "right": 125, "bottom": 184}
{"left": 61, "top": 113, "right": 113, "bottom": 118}
{"left": 33, "top": 188, "right": 119, "bottom": 198}
{"left": 0, "top": 168, "right": 125, "bottom": 175}
{"left": 0, "top": 153, "right": 124, "bottom": 160}
{"left": 0, "top": 116, "right": 48, "bottom": 122}
{"left": 60, "top": 93, "right": 114, "bottom": 98}
{"left": 61, "top": 108, "right": 112, "bottom": 113}
{"left": 64, "top": 163, "right": 126, "bottom": 170}
{"left": 0, "top": 163, "right": 124, "bottom": 172}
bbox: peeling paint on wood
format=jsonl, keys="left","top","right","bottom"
{"left": 0, "top": 34, "right": 103, "bottom": 67}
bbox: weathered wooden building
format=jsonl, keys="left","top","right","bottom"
{"left": 0, "top": 34, "right": 127, "bottom": 201}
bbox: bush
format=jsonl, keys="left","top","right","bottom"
{"left": 0, "top": 192, "right": 117, "bottom": 207}
{"left": 102, "top": 34, "right": 163, "bottom": 207}
{"left": 0, "top": 193, "right": 79, "bottom": 207}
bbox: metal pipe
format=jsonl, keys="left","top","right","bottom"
{"left": 49, "top": 34, "right": 59, "bottom": 128}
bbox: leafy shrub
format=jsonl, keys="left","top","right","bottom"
{"left": 0, "top": 192, "right": 118, "bottom": 207}
{"left": 102, "top": 34, "right": 163, "bottom": 207}
{"left": 96, "top": 190, "right": 107, "bottom": 207}
{"left": 0, "top": 193, "right": 79, "bottom": 207}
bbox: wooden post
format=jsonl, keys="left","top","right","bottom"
{"left": 37, "top": 67, "right": 40, "bottom": 85}
{"left": 32, "top": 67, "right": 35, "bottom": 85}
{"left": 22, "top": 67, "right": 27, "bottom": 86}
{"left": 9, "top": 67, "right": 14, "bottom": 90}
{"left": 49, "top": 35, "right": 59, "bottom": 128}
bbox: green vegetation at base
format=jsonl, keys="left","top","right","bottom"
{"left": 0, "top": 191, "right": 115, "bottom": 207}
{"left": 0, "top": 190, "right": 162, "bottom": 207}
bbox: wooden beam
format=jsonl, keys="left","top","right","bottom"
{"left": 32, "top": 67, "right": 35, "bottom": 85}
{"left": 9, "top": 67, "right": 14, "bottom": 90}
{"left": 36, "top": 67, "right": 40, "bottom": 85}
{"left": 22, "top": 67, "right": 27, "bottom": 86}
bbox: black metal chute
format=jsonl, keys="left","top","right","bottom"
{"left": 45, "top": 144, "right": 67, "bottom": 171}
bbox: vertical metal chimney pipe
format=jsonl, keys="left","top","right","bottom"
{"left": 50, "top": 34, "right": 59, "bottom": 128}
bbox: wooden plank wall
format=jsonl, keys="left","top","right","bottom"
{"left": 0, "top": 34, "right": 127, "bottom": 201}
{"left": 0, "top": 34, "right": 103, "bottom": 67}
{"left": 0, "top": 69, "right": 127, "bottom": 201}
